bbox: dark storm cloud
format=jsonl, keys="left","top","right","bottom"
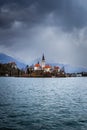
{"left": 0, "top": 0, "right": 87, "bottom": 67}
{"left": 0, "top": 0, "right": 87, "bottom": 30}
{"left": 37, "top": 0, "right": 87, "bottom": 30}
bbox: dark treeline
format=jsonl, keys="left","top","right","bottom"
{"left": 0, "top": 63, "right": 24, "bottom": 77}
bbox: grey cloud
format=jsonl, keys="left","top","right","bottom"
{"left": 0, "top": 0, "right": 87, "bottom": 30}
{"left": 0, "top": 0, "right": 87, "bottom": 67}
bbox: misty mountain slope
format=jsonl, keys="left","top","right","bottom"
{"left": 49, "top": 63, "right": 87, "bottom": 73}
{"left": 0, "top": 53, "right": 26, "bottom": 69}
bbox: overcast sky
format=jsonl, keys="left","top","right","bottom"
{"left": 0, "top": 0, "right": 87, "bottom": 67}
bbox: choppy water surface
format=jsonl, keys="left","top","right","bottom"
{"left": 0, "top": 77, "right": 87, "bottom": 130}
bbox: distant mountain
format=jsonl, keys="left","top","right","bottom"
{"left": 0, "top": 53, "right": 26, "bottom": 69}
{"left": 64, "top": 64, "right": 87, "bottom": 73}
{"left": 49, "top": 63, "right": 87, "bottom": 73}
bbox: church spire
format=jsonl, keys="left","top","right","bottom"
{"left": 42, "top": 54, "right": 45, "bottom": 61}
{"left": 41, "top": 54, "right": 45, "bottom": 68}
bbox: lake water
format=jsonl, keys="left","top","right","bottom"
{"left": 0, "top": 77, "right": 87, "bottom": 130}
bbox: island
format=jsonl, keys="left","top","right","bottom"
{"left": 0, "top": 54, "right": 86, "bottom": 77}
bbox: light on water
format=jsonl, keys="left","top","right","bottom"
{"left": 0, "top": 77, "right": 87, "bottom": 130}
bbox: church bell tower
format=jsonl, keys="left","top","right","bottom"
{"left": 41, "top": 54, "right": 45, "bottom": 69}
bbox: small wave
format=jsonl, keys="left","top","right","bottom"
{"left": 63, "top": 120, "right": 80, "bottom": 127}
{"left": 8, "top": 113, "right": 29, "bottom": 118}
{"left": 79, "top": 119, "right": 87, "bottom": 123}
{"left": 0, "top": 103, "right": 10, "bottom": 107}
{"left": 0, "top": 127, "right": 16, "bottom": 130}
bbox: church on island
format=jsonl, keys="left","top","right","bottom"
{"left": 33, "top": 54, "right": 62, "bottom": 74}
{"left": 25, "top": 54, "right": 65, "bottom": 77}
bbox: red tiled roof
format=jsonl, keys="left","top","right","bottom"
{"left": 34, "top": 64, "right": 40, "bottom": 67}
{"left": 44, "top": 65, "right": 51, "bottom": 69}
{"left": 54, "top": 66, "right": 60, "bottom": 69}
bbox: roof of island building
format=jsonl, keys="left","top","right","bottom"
{"left": 54, "top": 66, "right": 60, "bottom": 69}
{"left": 34, "top": 63, "right": 40, "bottom": 67}
{"left": 43, "top": 65, "right": 51, "bottom": 69}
